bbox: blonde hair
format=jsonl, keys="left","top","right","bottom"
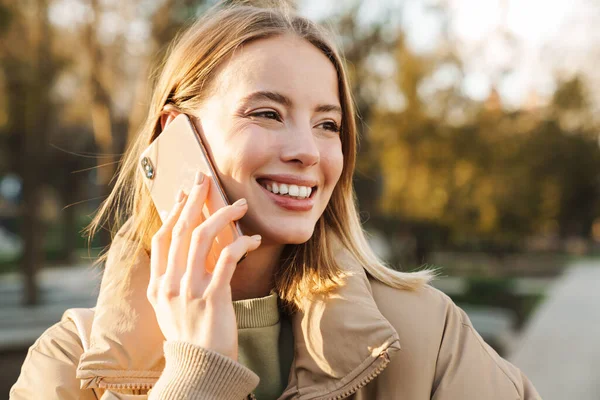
{"left": 84, "top": 2, "right": 437, "bottom": 313}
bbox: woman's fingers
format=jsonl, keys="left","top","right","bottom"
{"left": 185, "top": 198, "right": 249, "bottom": 288}
{"left": 210, "top": 235, "right": 262, "bottom": 290}
{"left": 148, "top": 189, "right": 189, "bottom": 304}
{"left": 164, "top": 171, "right": 209, "bottom": 287}
{"left": 150, "top": 189, "right": 188, "bottom": 281}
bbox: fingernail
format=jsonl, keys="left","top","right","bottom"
{"left": 195, "top": 171, "right": 204, "bottom": 185}
{"left": 251, "top": 234, "right": 262, "bottom": 241}
{"left": 176, "top": 189, "right": 185, "bottom": 203}
{"left": 233, "top": 198, "right": 247, "bottom": 207}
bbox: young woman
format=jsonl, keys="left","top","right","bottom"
{"left": 11, "top": 3, "right": 540, "bottom": 400}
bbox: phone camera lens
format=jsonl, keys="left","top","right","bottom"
{"left": 141, "top": 157, "right": 155, "bottom": 179}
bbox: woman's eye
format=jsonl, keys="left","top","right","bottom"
{"left": 319, "top": 121, "right": 341, "bottom": 133}
{"left": 251, "top": 110, "right": 281, "bottom": 121}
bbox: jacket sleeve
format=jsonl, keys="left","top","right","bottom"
{"left": 431, "top": 297, "right": 541, "bottom": 400}
{"left": 9, "top": 318, "right": 96, "bottom": 400}
{"left": 148, "top": 341, "right": 259, "bottom": 400}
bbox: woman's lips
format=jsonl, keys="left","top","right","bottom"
{"left": 257, "top": 182, "right": 315, "bottom": 211}
{"left": 256, "top": 174, "right": 318, "bottom": 188}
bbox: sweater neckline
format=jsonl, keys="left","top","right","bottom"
{"left": 232, "top": 290, "right": 280, "bottom": 329}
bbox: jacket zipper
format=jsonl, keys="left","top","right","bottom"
{"left": 251, "top": 349, "right": 391, "bottom": 400}
{"left": 320, "top": 349, "right": 391, "bottom": 400}
{"left": 96, "top": 378, "right": 153, "bottom": 391}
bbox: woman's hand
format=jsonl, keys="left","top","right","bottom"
{"left": 147, "top": 170, "right": 261, "bottom": 361}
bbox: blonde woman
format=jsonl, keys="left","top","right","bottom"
{"left": 11, "top": 3, "right": 540, "bottom": 400}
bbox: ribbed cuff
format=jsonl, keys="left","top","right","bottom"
{"left": 149, "top": 341, "right": 259, "bottom": 400}
{"left": 232, "top": 290, "right": 280, "bottom": 329}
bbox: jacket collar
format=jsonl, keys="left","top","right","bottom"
{"left": 76, "top": 226, "right": 401, "bottom": 399}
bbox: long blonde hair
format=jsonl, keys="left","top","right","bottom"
{"left": 84, "top": 3, "right": 436, "bottom": 313}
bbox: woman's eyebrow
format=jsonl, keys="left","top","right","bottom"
{"left": 315, "top": 104, "right": 342, "bottom": 116}
{"left": 239, "top": 91, "right": 292, "bottom": 107}
{"left": 239, "top": 90, "right": 342, "bottom": 116}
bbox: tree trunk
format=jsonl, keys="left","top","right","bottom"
{"left": 20, "top": 0, "right": 53, "bottom": 305}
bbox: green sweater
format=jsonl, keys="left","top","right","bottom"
{"left": 232, "top": 291, "right": 295, "bottom": 399}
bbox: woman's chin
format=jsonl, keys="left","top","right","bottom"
{"left": 257, "top": 226, "right": 314, "bottom": 245}
{"left": 239, "top": 215, "right": 316, "bottom": 245}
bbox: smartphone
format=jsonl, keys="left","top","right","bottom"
{"left": 138, "top": 113, "right": 243, "bottom": 268}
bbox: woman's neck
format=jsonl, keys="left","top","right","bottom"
{"left": 230, "top": 240, "right": 285, "bottom": 301}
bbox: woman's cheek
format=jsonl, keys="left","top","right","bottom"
{"left": 238, "top": 136, "right": 275, "bottom": 171}
{"left": 322, "top": 142, "right": 344, "bottom": 185}
{"left": 220, "top": 126, "right": 272, "bottom": 176}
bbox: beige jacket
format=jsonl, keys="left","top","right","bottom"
{"left": 11, "top": 226, "right": 540, "bottom": 399}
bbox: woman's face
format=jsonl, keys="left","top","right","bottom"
{"left": 194, "top": 34, "right": 344, "bottom": 245}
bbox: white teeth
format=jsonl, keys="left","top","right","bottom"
{"left": 261, "top": 180, "right": 313, "bottom": 199}
{"left": 299, "top": 186, "right": 307, "bottom": 198}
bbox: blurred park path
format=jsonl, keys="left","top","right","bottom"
{"left": 509, "top": 262, "right": 600, "bottom": 400}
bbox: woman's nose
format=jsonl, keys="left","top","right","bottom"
{"left": 280, "top": 125, "right": 320, "bottom": 166}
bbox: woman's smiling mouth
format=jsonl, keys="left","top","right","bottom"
{"left": 256, "top": 175, "right": 318, "bottom": 211}
{"left": 260, "top": 180, "right": 313, "bottom": 199}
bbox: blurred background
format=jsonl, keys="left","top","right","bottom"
{"left": 1, "top": 0, "right": 599, "bottom": 398}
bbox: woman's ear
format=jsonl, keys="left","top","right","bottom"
{"left": 160, "top": 105, "right": 182, "bottom": 131}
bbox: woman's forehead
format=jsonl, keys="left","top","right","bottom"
{"left": 210, "top": 34, "right": 341, "bottom": 109}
